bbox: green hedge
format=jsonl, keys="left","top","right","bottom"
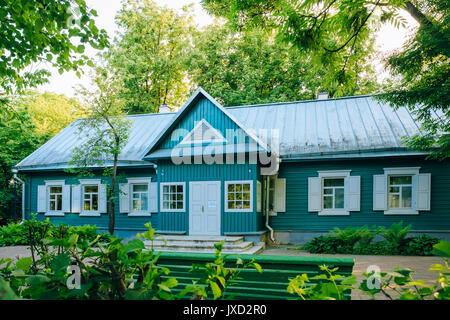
{"left": 302, "top": 222, "right": 440, "bottom": 256}
{"left": 0, "top": 217, "right": 110, "bottom": 247}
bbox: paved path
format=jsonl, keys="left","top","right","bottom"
{"left": 262, "top": 245, "right": 445, "bottom": 299}
{"left": 1, "top": 245, "right": 445, "bottom": 299}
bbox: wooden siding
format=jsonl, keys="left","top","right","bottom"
{"left": 24, "top": 168, "right": 158, "bottom": 232}
{"left": 271, "top": 156, "right": 450, "bottom": 232}
{"left": 159, "top": 96, "right": 249, "bottom": 150}
{"left": 158, "top": 161, "right": 262, "bottom": 234}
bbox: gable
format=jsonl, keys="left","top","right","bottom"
{"left": 179, "top": 119, "right": 226, "bottom": 145}
{"left": 143, "top": 88, "right": 270, "bottom": 160}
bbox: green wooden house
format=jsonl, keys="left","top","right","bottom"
{"left": 14, "top": 88, "right": 450, "bottom": 244}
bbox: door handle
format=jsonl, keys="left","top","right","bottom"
{"left": 202, "top": 205, "right": 204, "bottom": 212}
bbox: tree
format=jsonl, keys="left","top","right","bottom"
{"left": 68, "top": 68, "right": 131, "bottom": 234}
{"left": 18, "top": 91, "right": 83, "bottom": 139}
{"left": 189, "top": 24, "right": 379, "bottom": 106}
{"left": 0, "top": 0, "right": 109, "bottom": 104}
{"left": 107, "top": 0, "right": 196, "bottom": 114}
{"left": 0, "top": 106, "right": 44, "bottom": 223}
{"left": 201, "top": 0, "right": 449, "bottom": 158}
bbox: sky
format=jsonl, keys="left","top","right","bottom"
{"left": 36, "top": 0, "right": 417, "bottom": 98}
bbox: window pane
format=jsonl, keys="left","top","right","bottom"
{"left": 133, "top": 200, "right": 140, "bottom": 211}
{"left": 84, "top": 201, "right": 91, "bottom": 211}
{"left": 176, "top": 201, "right": 183, "bottom": 209}
{"left": 402, "top": 186, "right": 412, "bottom": 208}
{"left": 388, "top": 194, "right": 400, "bottom": 208}
{"left": 163, "top": 194, "right": 170, "bottom": 201}
{"left": 141, "top": 193, "right": 148, "bottom": 210}
{"left": 177, "top": 193, "right": 183, "bottom": 201}
{"left": 177, "top": 185, "right": 183, "bottom": 193}
{"left": 163, "top": 201, "right": 169, "bottom": 209}
{"left": 390, "top": 176, "right": 412, "bottom": 185}
{"left": 228, "top": 184, "right": 234, "bottom": 192}
{"left": 335, "top": 188, "right": 345, "bottom": 209}
{"left": 324, "top": 178, "right": 344, "bottom": 187}
{"left": 323, "top": 188, "right": 333, "bottom": 195}
{"left": 323, "top": 196, "right": 333, "bottom": 209}
{"left": 389, "top": 186, "right": 400, "bottom": 193}
{"left": 235, "top": 192, "right": 242, "bottom": 200}
{"left": 50, "top": 194, "right": 56, "bottom": 199}
{"left": 235, "top": 201, "right": 243, "bottom": 209}
{"left": 243, "top": 192, "right": 250, "bottom": 200}
{"left": 163, "top": 185, "right": 169, "bottom": 193}
{"left": 235, "top": 184, "right": 242, "bottom": 192}
{"left": 133, "top": 184, "right": 148, "bottom": 192}
{"left": 243, "top": 184, "right": 250, "bottom": 192}
{"left": 228, "top": 192, "right": 234, "bottom": 200}
{"left": 170, "top": 185, "right": 176, "bottom": 193}
{"left": 50, "top": 201, "right": 56, "bottom": 211}
{"left": 228, "top": 201, "right": 235, "bottom": 209}
{"left": 84, "top": 186, "right": 98, "bottom": 193}
{"left": 243, "top": 201, "right": 250, "bottom": 209}
{"left": 92, "top": 194, "right": 98, "bottom": 211}
{"left": 50, "top": 186, "right": 62, "bottom": 193}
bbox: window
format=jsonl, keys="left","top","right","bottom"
{"left": 323, "top": 178, "right": 345, "bottom": 210}
{"left": 388, "top": 176, "right": 412, "bottom": 209}
{"left": 308, "top": 170, "right": 360, "bottom": 216}
{"left": 160, "top": 183, "right": 185, "bottom": 212}
{"left": 48, "top": 186, "right": 63, "bottom": 212}
{"left": 132, "top": 184, "right": 148, "bottom": 212}
{"left": 83, "top": 185, "right": 99, "bottom": 212}
{"left": 225, "top": 181, "right": 253, "bottom": 212}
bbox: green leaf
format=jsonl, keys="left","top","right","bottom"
{"left": 124, "top": 239, "right": 145, "bottom": 253}
{"left": 50, "top": 253, "right": 71, "bottom": 273}
{"left": 16, "top": 257, "right": 32, "bottom": 271}
{"left": 210, "top": 281, "right": 222, "bottom": 299}
{"left": 433, "top": 241, "right": 450, "bottom": 258}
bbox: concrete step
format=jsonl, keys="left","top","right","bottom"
{"left": 151, "top": 235, "right": 245, "bottom": 244}
{"left": 148, "top": 240, "right": 254, "bottom": 252}
{"left": 144, "top": 235, "right": 265, "bottom": 254}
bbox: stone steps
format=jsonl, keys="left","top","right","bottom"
{"left": 144, "top": 235, "right": 265, "bottom": 254}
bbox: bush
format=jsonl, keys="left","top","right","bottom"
{"left": 302, "top": 222, "right": 440, "bottom": 256}
{"left": 0, "top": 217, "right": 111, "bottom": 247}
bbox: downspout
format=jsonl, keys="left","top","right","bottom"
{"left": 265, "top": 176, "right": 275, "bottom": 242}
{"left": 11, "top": 168, "right": 25, "bottom": 223}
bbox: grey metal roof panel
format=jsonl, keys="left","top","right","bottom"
{"left": 16, "top": 95, "right": 426, "bottom": 169}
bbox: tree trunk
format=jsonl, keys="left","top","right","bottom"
{"left": 108, "top": 139, "right": 119, "bottom": 235}
{"left": 404, "top": 1, "right": 433, "bottom": 27}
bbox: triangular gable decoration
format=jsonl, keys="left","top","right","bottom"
{"left": 179, "top": 119, "right": 226, "bottom": 145}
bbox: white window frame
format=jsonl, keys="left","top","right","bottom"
{"left": 128, "top": 177, "right": 152, "bottom": 217}
{"left": 44, "top": 180, "right": 66, "bottom": 217}
{"left": 79, "top": 179, "right": 102, "bottom": 217}
{"left": 383, "top": 167, "right": 420, "bottom": 215}
{"left": 179, "top": 119, "right": 226, "bottom": 145}
{"left": 317, "top": 170, "right": 351, "bottom": 216}
{"left": 224, "top": 180, "right": 253, "bottom": 213}
{"left": 160, "top": 182, "right": 186, "bottom": 212}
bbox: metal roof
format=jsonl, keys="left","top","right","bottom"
{"left": 16, "top": 94, "right": 428, "bottom": 171}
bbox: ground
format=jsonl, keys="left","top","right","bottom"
{"left": 1, "top": 245, "right": 445, "bottom": 300}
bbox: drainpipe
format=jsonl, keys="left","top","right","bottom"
{"left": 265, "top": 176, "right": 275, "bottom": 242}
{"left": 11, "top": 168, "right": 25, "bottom": 223}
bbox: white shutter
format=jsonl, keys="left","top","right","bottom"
{"left": 308, "top": 177, "right": 322, "bottom": 212}
{"left": 98, "top": 184, "right": 107, "bottom": 213}
{"left": 256, "top": 181, "right": 262, "bottom": 212}
{"left": 71, "top": 185, "right": 81, "bottom": 213}
{"left": 345, "top": 176, "right": 360, "bottom": 211}
{"left": 62, "top": 185, "right": 71, "bottom": 213}
{"left": 416, "top": 173, "right": 431, "bottom": 211}
{"left": 373, "top": 175, "right": 387, "bottom": 211}
{"left": 149, "top": 182, "right": 158, "bottom": 213}
{"left": 37, "top": 185, "right": 47, "bottom": 213}
{"left": 274, "top": 178, "right": 286, "bottom": 213}
{"left": 119, "top": 183, "right": 130, "bottom": 213}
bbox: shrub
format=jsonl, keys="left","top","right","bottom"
{"left": 302, "top": 222, "right": 440, "bottom": 256}
{"left": 405, "top": 234, "right": 440, "bottom": 256}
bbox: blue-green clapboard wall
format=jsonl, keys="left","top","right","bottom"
{"left": 271, "top": 156, "right": 450, "bottom": 232}
{"left": 24, "top": 168, "right": 157, "bottom": 233}
{"left": 153, "top": 95, "right": 264, "bottom": 235}
{"left": 157, "top": 160, "right": 262, "bottom": 235}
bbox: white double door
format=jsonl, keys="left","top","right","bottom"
{"left": 189, "top": 181, "right": 221, "bottom": 236}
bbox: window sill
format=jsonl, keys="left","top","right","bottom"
{"left": 318, "top": 210, "right": 350, "bottom": 216}
{"left": 225, "top": 209, "right": 253, "bottom": 213}
{"left": 384, "top": 209, "right": 419, "bottom": 215}
{"left": 44, "top": 212, "right": 65, "bottom": 217}
{"left": 128, "top": 212, "right": 152, "bottom": 217}
{"left": 79, "top": 212, "right": 101, "bottom": 217}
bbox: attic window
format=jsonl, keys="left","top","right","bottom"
{"left": 179, "top": 119, "right": 226, "bottom": 145}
